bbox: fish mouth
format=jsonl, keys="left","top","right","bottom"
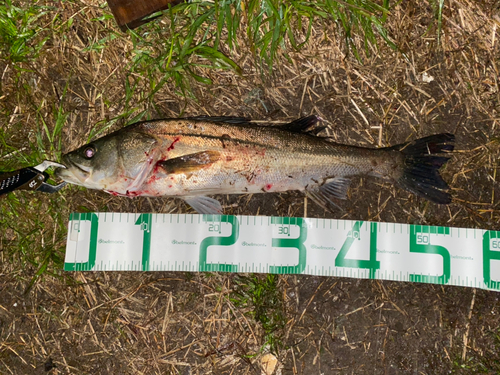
{"left": 55, "top": 156, "right": 91, "bottom": 185}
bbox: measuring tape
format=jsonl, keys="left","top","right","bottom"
{"left": 64, "top": 213, "right": 500, "bottom": 291}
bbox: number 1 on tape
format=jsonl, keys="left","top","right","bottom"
{"left": 64, "top": 213, "right": 500, "bottom": 291}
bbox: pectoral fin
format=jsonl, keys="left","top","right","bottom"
{"left": 158, "top": 151, "right": 220, "bottom": 175}
{"left": 184, "top": 195, "right": 223, "bottom": 214}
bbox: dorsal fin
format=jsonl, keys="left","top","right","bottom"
{"left": 282, "top": 115, "right": 324, "bottom": 135}
{"left": 182, "top": 115, "right": 326, "bottom": 134}
{"left": 183, "top": 116, "right": 252, "bottom": 125}
{"left": 182, "top": 115, "right": 327, "bottom": 135}
{"left": 157, "top": 151, "right": 220, "bottom": 175}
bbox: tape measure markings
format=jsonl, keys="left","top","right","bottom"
{"left": 64, "top": 213, "right": 500, "bottom": 291}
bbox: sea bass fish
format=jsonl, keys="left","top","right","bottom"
{"left": 55, "top": 115, "right": 455, "bottom": 213}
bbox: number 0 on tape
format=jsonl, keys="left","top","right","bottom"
{"left": 64, "top": 213, "right": 500, "bottom": 291}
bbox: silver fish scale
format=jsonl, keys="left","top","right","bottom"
{"left": 138, "top": 120, "right": 400, "bottom": 196}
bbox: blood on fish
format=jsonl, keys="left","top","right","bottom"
{"left": 152, "top": 160, "right": 168, "bottom": 174}
{"left": 125, "top": 190, "right": 142, "bottom": 197}
{"left": 147, "top": 174, "right": 160, "bottom": 183}
{"left": 167, "top": 137, "right": 181, "bottom": 151}
{"left": 265, "top": 184, "right": 273, "bottom": 191}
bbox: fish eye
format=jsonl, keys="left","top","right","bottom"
{"left": 83, "top": 145, "right": 96, "bottom": 159}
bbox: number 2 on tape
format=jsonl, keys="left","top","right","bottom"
{"left": 199, "top": 215, "right": 239, "bottom": 272}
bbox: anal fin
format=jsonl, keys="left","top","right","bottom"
{"left": 184, "top": 196, "right": 223, "bottom": 214}
{"left": 306, "top": 177, "right": 351, "bottom": 210}
{"left": 320, "top": 177, "right": 351, "bottom": 200}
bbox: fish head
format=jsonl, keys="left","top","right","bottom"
{"left": 55, "top": 129, "right": 158, "bottom": 192}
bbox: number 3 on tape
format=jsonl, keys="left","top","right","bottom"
{"left": 270, "top": 217, "right": 307, "bottom": 274}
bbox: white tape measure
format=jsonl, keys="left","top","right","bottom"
{"left": 64, "top": 213, "right": 500, "bottom": 291}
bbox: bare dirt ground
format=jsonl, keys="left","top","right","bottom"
{"left": 1, "top": 0, "right": 500, "bottom": 374}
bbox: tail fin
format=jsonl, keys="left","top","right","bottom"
{"left": 390, "top": 133, "right": 455, "bottom": 204}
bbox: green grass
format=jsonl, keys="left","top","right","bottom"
{"left": 452, "top": 327, "right": 500, "bottom": 373}
{"left": 430, "top": 0, "right": 445, "bottom": 46}
{"left": 74, "top": 0, "right": 397, "bottom": 126}
{"left": 420, "top": 0, "right": 445, "bottom": 48}
{"left": 0, "top": 191, "right": 68, "bottom": 291}
{"left": 0, "top": 1, "right": 70, "bottom": 287}
{"left": 123, "top": 0, "right": 396, "bottom": 93}
{"left": 231, "top": 274, "right": 286, "bottom": 353}
{"left": 0, "top": 0, "right": 68, "bottom": 164}
{"left": 453, "top": 355, "right": 498, "bottom": 374}
{"left": 0, "top": 0, "right": 50, "bottom": 64}
{"left": 163, "top": 0, "right": 396, "bottom": 69}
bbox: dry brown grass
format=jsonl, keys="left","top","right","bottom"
{"left": 1, "top": 0, "right": 500, "bottom": 374}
